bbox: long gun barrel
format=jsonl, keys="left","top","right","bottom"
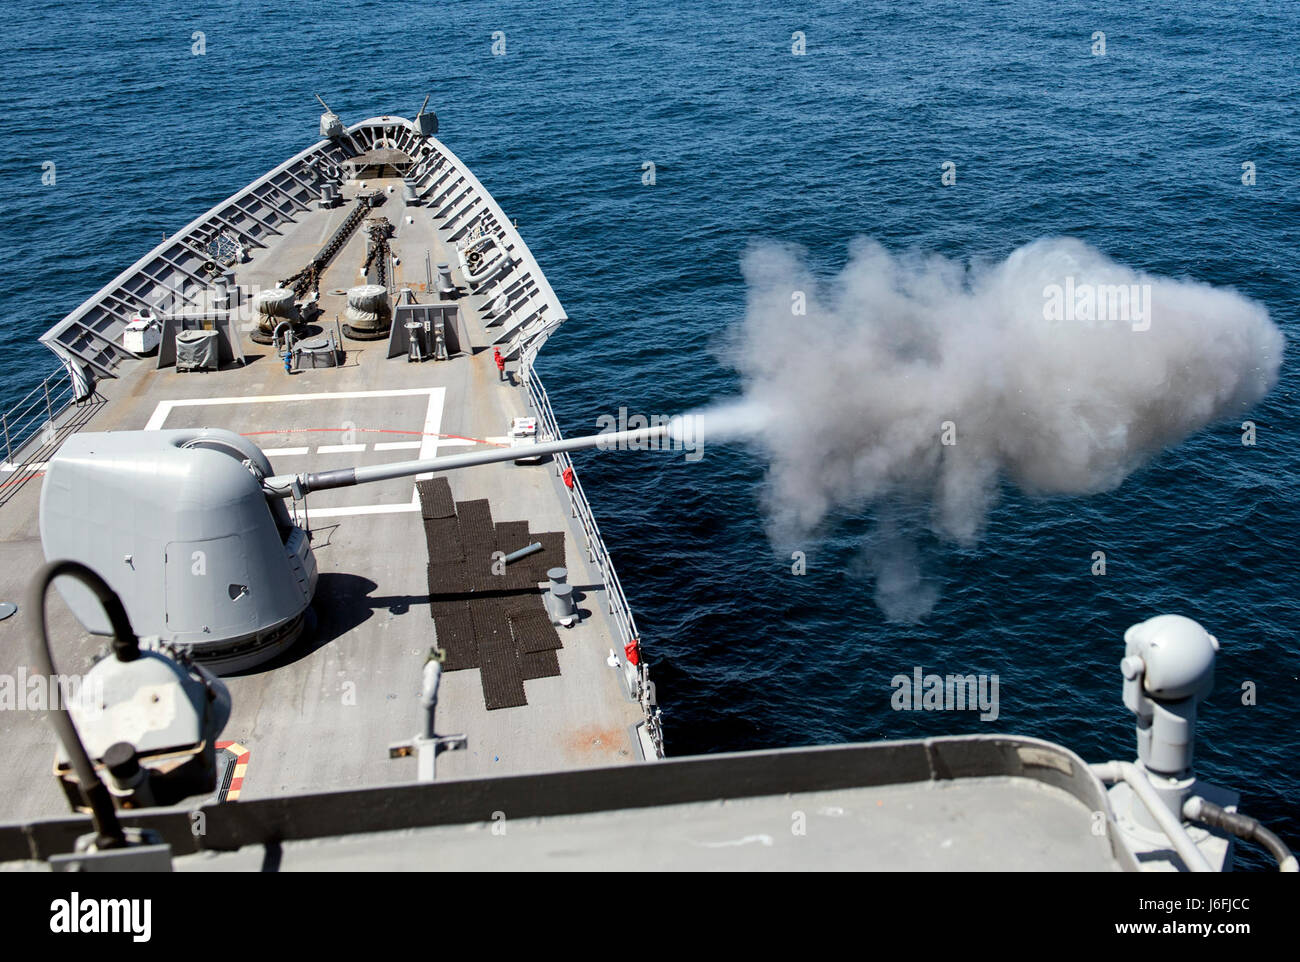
{"left": 262, "top": 424, "right": 671, "bottom": 498}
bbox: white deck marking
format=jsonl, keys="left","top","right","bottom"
{"left": 415, "top": 388, "right": 444, "bottom": 481}
{"left": 143, "top": 402, "right": 176, "bottom": 432}
{"left": 262, "top": 446, "right": 310, "bottom": 456}
{"left": 373, "top": 441, "right": 422, "bottom": 451}
{"left": 306, "top": 502, "right": 424, "bottom": 518}
{"left": 1, "top": 461, "right": 47, "bottom": 473}
{"left": 143, "top": 388, "right": 445, "bottom": 517}
{"left": 142, "top": 388, "right": 442, "bottom": 432}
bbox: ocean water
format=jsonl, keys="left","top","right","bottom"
{"left": 1, "top": 1, "right": 1297, "bottom": 868}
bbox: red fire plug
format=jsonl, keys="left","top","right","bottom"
{"left": 493, "top": 347, "right": 505, "bottom": 381}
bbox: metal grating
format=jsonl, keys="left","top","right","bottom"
{"left": 423, "top": 495, "right": 569, "bottom": 710}
{"left": 456, "top": 499, "right": 498, "bottom": 591}
{"left": 476, "top": 612, "right": 526, "bottom": 710}
{"left": 417, "top": 477, "right": 456, "bottom": 519}
{"left": 424, "top": 516, "right": 464, "bottom": 564}
{"left": 509, "top": 602, "right": 562, "bottom": 653}
{"left": 430, "top": 600, "right": 477, "bottom": 671}
{"left": 455, "top": 498, "right": 495, "bottom": 544}
{"left": 469, "top": 597, "right": 512, "bottom": 646}
{"left": 493, "top": 520, "right": 531, "bottom": 552}
{"left": 426, "top": 561, "right": 469, "bottom": 599}
{"left": 519, "top": 649, "right": 561, "bottom": 680}
{"left": 517, "top": 531, "right": 564, "bottom": 583}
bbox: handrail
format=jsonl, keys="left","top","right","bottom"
{"left": 1089, "top": 761, "right": 1214, "bottom": 872}
{"left": 425, "top": 126, "right": 663, "bottom": 755}
{"left": 36, "top": 116, "right": 407, "bottom": 377}
{"left": 520, "top": 355, "right": 663, "bottom": 756}
{"left": 0, "top": 366, "right": 77, "bottom": 468}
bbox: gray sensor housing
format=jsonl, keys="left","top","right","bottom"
{"left": 1122, "top": 614, "right": 1217, "bottom": 777}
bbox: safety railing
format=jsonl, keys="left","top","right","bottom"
{"left": 417, "top": 118, "right": 664, "bottom": 755}
{"left": 0, "top": 366, "right": 77, "bottom": 468}
{"left": 521, "top": 357, "right": 663, "bottom": 756}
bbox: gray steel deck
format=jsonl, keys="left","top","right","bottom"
{"left": 0, "top": 121, "right": 652, "bottom": 821}
{"left": 168, "top": 778, "right": 1117, "bottom": 872}
{"left": 0, "top": 736, "right": 1135, "bottom": 871}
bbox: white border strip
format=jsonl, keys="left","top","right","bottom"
{"left": 143, "top": 387, "right": 444, "bottom": 517}
{"left": 262, "top": 446, "right": 310, "bottom": 456}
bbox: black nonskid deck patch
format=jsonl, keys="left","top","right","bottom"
{"left": 417, "top": 477, "right": 456, "bottom": 519}
{"left": 423, "top": 494, "right": 568, "bottom": 709}
{"left": 430, "top": 599, "right": 477, "bottom": 671}
{"left": 510, "top": 602, "right": 562, "bottom": 653}
{"left": 519, "top": 648, "right": 561, "bottom": 680}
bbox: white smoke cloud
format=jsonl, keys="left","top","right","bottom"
{"left": 708, "top": 237, "right": 1284, "bottom": 621}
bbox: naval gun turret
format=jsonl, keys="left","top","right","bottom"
{"left": 39, "top": 423, "right": 672, "bottom": 673}
{"left": 412, "top": 94, "right": 438, "bottom": 137}
{"left": 316, "top": 93, "right": 346, "bottom": 141}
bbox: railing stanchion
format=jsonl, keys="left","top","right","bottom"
{"left": 1, "top": 364, "right": 76, "bottom": 470}
{"left": 523, "top": 351, "right": 651, "bottom": 746}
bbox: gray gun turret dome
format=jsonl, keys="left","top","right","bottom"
{"left": 320, "top": 110, "right": 345, "bottom": 140}
{"left": 40, "top": 429, "right": 317, "bottom": 672}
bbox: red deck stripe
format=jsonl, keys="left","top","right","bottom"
{"left": 238, "top": 426, "right": 504, "bottom": 446}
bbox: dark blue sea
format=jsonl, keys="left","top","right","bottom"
{"left": 1, "top": 1, "right": 1296, "bottom": 868}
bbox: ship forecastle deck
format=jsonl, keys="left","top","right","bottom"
{"left": 0, "top": 115, "right": 658, "bottom": 820}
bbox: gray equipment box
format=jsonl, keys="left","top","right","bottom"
{"left": 175, "top": 329, "right": 219, "bottom": 371}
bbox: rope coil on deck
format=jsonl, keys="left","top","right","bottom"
{"left": 253, "top": 289, "right": 297, "bottom": 318}
{"left": 252, "top": 289, "right": 299, "bottom": 339}
{"left": 345, "top": 284, "right": 390, "bottom": 324}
